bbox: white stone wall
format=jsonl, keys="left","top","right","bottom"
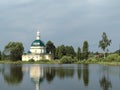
{"left": 22, "top": 54, "right": 52, "bottom": 61}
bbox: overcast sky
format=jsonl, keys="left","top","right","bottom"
{"left": 0, "top": 0, "right": 120, "bottom": 52}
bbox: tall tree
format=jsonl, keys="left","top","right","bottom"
{"left": 1, "top": 52, "right": 6, "bottom": 60}
{"left": 65, "top": 46, "right": 75, "bottom": 58}
{"left": 46, "top": 41, "right": 56, "bottom": 59}
{"left": 77, "top": 47, "right": 81, "bottom": 60}
{"left": 82, "top": 41, "right": 89, "bottom": 60}
{"left": 99, "top": 32, "right": 111, "bottom": 58}
{"left": 55, "top": 45, "right": 76, "bottom": 59}
{"left": 3, "top": 42, "right": 24, "bottom": 61}
{"left": 56, "top": 45, "right": 66, "bottom": 59}
{"left": 0, "top": 51, "right": 1, "bottom": 60}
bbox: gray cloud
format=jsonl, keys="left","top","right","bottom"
{"left": 0, "top": 0, "right": 120, "bottom": 52}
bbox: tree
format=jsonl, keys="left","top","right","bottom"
{"left": 82, "top": 41, "right": 89, "bottom": 60}
{"left": 55, "top": 45, "right": 76, "bottom": 59}
{"left": 1, "top": 52, "right": 6, "bottom": 60}
{"left": 0, "top": 51, "right": 1, "bottom": 60}
{"left": 60, "top": 56, "right": 74, "bottom": 64}
{"left": 3, "top": 42, "right": 24, "bottom": 61}
{"left": 77, "top": 47, "right": 81, "bottom": 60}
{"left": 65, "top": 46, "right": 75, "bottom": 58}
{"left": 56, "top": 45, "right": 66, "bottom": 59}
{"left": 99, "top": 32, "right": 111, "bottom": 58}
{"left": 114, "top": 50, "right": 120, "bottom": 55}
{"left": 46, "top": 41, "right": 56, "bottom": 59}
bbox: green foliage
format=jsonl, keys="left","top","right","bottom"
{"left": 105, "top": 54, "right": 120, "bottom": 62}
{"left": 77, "top": 47, "right": 81, "bottom": 60}
{"left": 65, "top": 46, "right": 75, "bottom": 58}
{"left": 82, "top": 41, "right": 89, "bottom": 60}
{"left": 29, "top": 59, "right": 35, "bottom": 62}
{"left": 60, "top": 56, "right": 76, "bottom": 64}
{"left": 87, "top": 58, "right": 98, "bottom": 63}
{"left": 3, "top": 42, "right": 24, "bottom": 61}
{"left": 55, "top": 45, "right": 66, "bottom": 59}
{"left": 46, "top": 41, "right": 56, "bottom": 59}
{"left": 117, "top": 56, "right": 120, "bottom": 62}
{"left": 114, "top": 49, "right": 120, "bottom": 55}
{"left": 99, "top": 32, "right": 111, "bottom": 58}
{"left": 55, "top": 45, "right": 75, "bottom": 59}
{"left": 1, "top": 52, "right": 6, "bottom": 60}
{"left": 0, "top": 51, "right": 1, "bottom": 60}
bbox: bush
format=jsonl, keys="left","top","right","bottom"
{"left": 73, "top": 57, "right": 78, "bottom": 62}
{"left": 97, "top": 58, "right": 104, "bottom": 62}
{"left": 105, "top": 54, "right": 119, "bottom": 62}
{"left": 87, "top": 58, "right": 97, "bottom": 63}
{"left": 29, "top": 59, "right": 35, "bottom": 62}
{"left": 117, "top": 56, "right": 120, "bottom": 62}
{"left": 60, "top": 56, "right": 75, "bottom": 64}
{"left": 38, "top": 59, "right": 50, "bottom": 63}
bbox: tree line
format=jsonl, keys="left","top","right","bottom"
{"left": 0, "top": 32, "right": 113, "bottom": 61}
{"left": 0, "top": 40, "right": 89, "bottom": 61}
{"left": 46, "top": 40, "right": 89, "bottom": 60}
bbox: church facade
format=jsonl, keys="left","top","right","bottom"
{"left": 22, "top": 31, "right": 52, "bottom": 61}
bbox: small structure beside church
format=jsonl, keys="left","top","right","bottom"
{"left": 22, "top": 31, "right": 52, "bottom": 61}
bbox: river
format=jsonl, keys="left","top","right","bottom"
{"left": 0, "top": 64, "right": 120, "bottom": 90}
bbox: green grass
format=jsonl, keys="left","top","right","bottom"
{"left": 1, "top": 53, "right": 120, "bottom": 66}
{"left": 0, "top": 60, "right": 60, "bottom": 64}
{"left": 0, "top": 60, "right": 120, "bottom": 66}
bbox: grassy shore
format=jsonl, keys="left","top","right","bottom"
{"left": 0, "top": 60, "right": 60, "bottom": 64}
{"left": 76, "top": 61, "right": 120, "bottom": 66}
{"left": 1, "top": 53, "right": 120, "bottom": 65}
{"left": 98, "top": 62, "right": 120, "bottom": 66}
{"left": 0, "top": 60, "right": 120, "bottom": 66}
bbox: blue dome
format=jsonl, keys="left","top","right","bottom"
{"left": 31, "top": 40, "right": 45, "bottom": 47}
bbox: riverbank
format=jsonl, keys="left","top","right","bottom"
{"left": 76, "top": 61, "right": 120, "bottom": 66}
{"left": 0, "top": 60, "right": 120, "bottom": 66}
{"left": 0, "top": 60, "right": 60, "bottom": 64}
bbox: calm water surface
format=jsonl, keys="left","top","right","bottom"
{"left": 0, "top": 64, "right": 120, "bottom": 90}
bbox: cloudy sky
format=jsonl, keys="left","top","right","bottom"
{"left": 0, "top": 0, "right": 120, "bottom": 52}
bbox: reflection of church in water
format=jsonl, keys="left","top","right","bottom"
{"left": 30, "top": 65, "right": 44, "bottom": 90}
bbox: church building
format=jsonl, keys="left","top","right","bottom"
{"left": 22, "top": 31, "right": 52, "bottom": 61}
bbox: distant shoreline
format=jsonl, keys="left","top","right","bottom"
{"left": 0, "top": 60, "right": 120, "bottom": 66}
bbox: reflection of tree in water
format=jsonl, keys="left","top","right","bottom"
{"left": 100, "top": 76, "right": 112, "bottom": 90}
{"left": 77, "top": 65, "right": 82, "bottom": 80}
{"left": 99, "top": 66, "right": 112, "bottom": 90}
{"left": 2, "top": 65, "right": 23, "bottom": 85}
{"left": 45, "top": 67, "right": 56, "bottom": 83}
{"left": 56, "top": 67, "right": 74, "bottom": 79}
{"left": 56, "top": 67, "right": 65, "bottom": 79}
{"left": 83, "top": 64, "right": 89, "bottom": 86}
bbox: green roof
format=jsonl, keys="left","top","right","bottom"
{"left": 31, "top": 40, "right": 45, "bottom": 47}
